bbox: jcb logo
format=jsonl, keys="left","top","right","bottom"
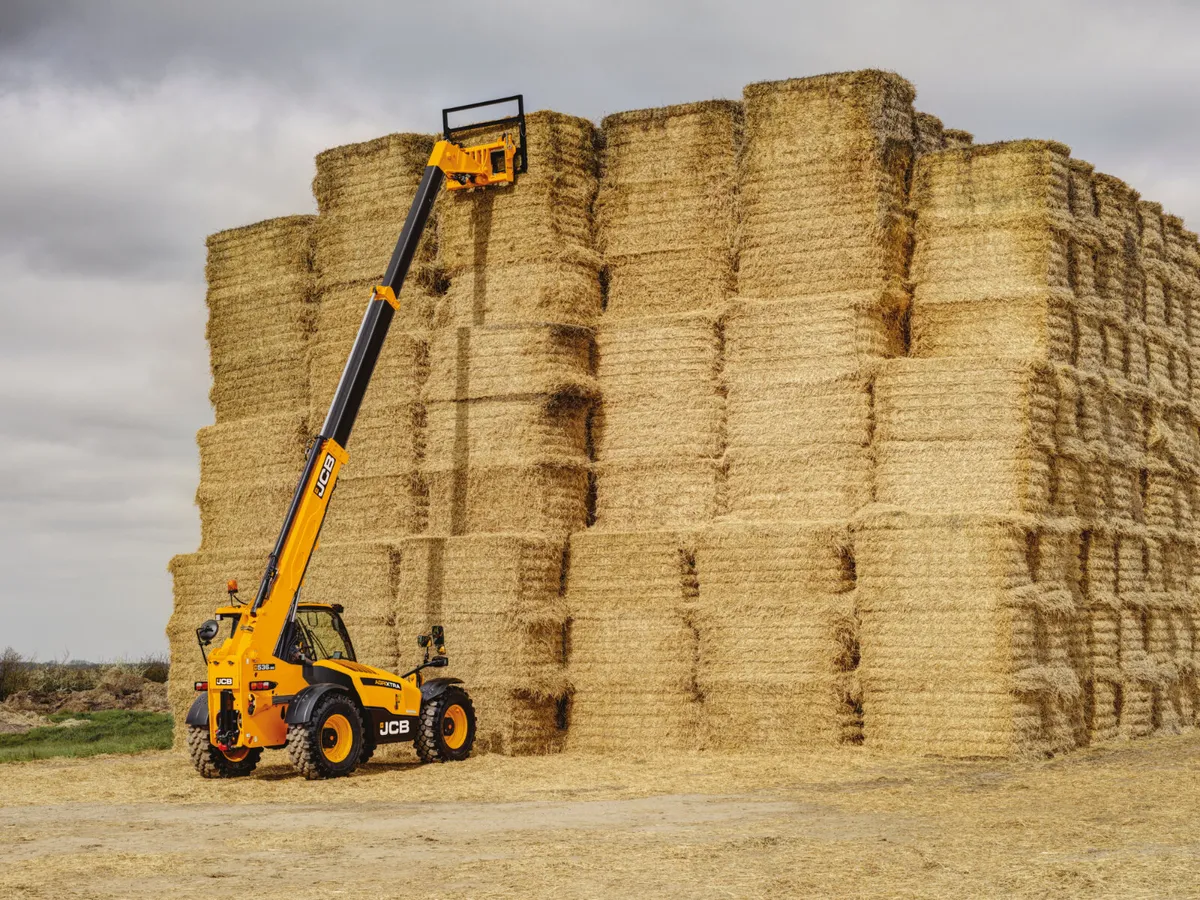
{"left": 313, "top": 453, "right": 336, "bottom": 498}
{"left": 215, "top": 678, "right": 233, "bottom": 686}
{"left": 379, "top": 720, "right": 410, "bottom": 736}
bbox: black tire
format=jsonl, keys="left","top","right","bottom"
{"left": 415, "top": 686, "right": 476, "bottom": 763}
{"left": 285, "top": 691, "right": 364, "bottom": 779}
{"left": 187, "top": 725, "right": 262, "bottom": 778}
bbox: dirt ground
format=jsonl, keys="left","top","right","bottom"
{"left": 2, "top": 735, "right": 1199, "bottom": 899}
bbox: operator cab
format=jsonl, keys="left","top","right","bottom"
{"left": 289, "top": 603, "right": 356, "bottom": 663}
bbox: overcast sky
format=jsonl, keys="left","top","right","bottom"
{"left": 2, "top": 0, "right": 1199, "bottom": 660}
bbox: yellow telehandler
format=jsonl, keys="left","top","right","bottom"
{"left": 185, "top": 96, "right": 527, "bottom": 779}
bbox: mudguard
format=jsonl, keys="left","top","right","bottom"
{"left": 420, "top": 677, "right": 464, "bottom": 703}
{"left": 285, "top": 683, "right": 353, "bottom": 725}
{"left": 185, "top": 692, "right": 208, "bottom": 727}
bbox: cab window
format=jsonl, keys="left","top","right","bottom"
{"left": 294, "top": 608, "right": 356, "bottom": 662}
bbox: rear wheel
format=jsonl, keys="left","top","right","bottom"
{"left": 416, "top": 687, "right": 476, "bottom": 763}
{"left": 187, "top": 725, "right": 261, "bottom": 778}
{"left": 286, "top": 692, "right": 363, "bottom": 779}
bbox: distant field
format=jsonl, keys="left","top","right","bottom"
{"left": 0, "top": 711, "right": 172, "bottom": 763}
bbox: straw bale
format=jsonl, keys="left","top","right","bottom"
{"left": 565, "top": 530, "right": 701, "bottom": 753}
{"left": 205, "top": 216, "right": 316, "bottom": 423}
{"left": 167, "top": 549, "right": 272, "bottom": 747}
{"left": 593, "top": 459, "right": 723, "bottom": 531}
{"left": 693, "top": 523, "right": 858, "bottom": 749}
{"left": 425, "top": 463, "right": 589, "bottom": 537}
{"left": 197, "top": 478, "right": 294, "bottom": 551}
{"left": 724, "top": 289, "right": 907, "bottom": 379}
{"left": 424, "top": 395, "right": 590, "bottom": 469}
{"left": 396, "top": 534, "right": 568, "bottom": 754}
{"left": 197, "top": 413, "right": 308, "bottom": 486}
{"left": 857, "top": 511, "right": 1087, "bottom": 757}
{"left": 942, "top": 129, "right": 974, "bottom": 150}
{"left": 874, "top": 358, "right": 1057, "bottom": 515}
{"left": 597, "top": 101, "right": 741, "bottom": 318}
{"left": 320, "top": 473, "right": 426, "bottom": 540}
{"left": 437, "top": 112, "right": 601, "bottom": 327}
{"left": 738, "top": 70, "right": 916, "bottom": 300}
{"left": 311, "top": 132, "right": 438, "bottom": 293}
{"left": 423, "top": 324, "right": 596, "bottom": 403}
{"left": 913, "top": 112, "right": 945, "bottom": 157}
{"left": 308, "top": 291, "right": 429, "bottom": 416}
{"left": 591, "top": 313, "right": 724, "bottom": 528}
{"left": 909, "top": 140, "right": 1083, "bottom": 361}
{"left": 723, "top": 371, "right": 872, "bottom": 521}
{"left": 303, "top": 541, "right": 404, "bottom": 671}
{"left": 725, "top": 443, "right": 871, "bottom": 523}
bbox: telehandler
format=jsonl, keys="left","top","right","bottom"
{"left": 185, "top": 96, "right": 528, "bottom": 779}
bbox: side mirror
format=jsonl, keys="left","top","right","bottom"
{"left": 430, "top": 656, "right": 449, "bottom": 668}
{"left": 417, "top": 635, "right": 431, "bottom": 648}
{"left": 431, "top": 625, "right": 446, "bottom": 654}
{"left": 196, "top": 619, "right": 220, "bottom": 645}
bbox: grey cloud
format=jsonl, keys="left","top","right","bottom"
{"left": 3, "top": 0, "right": 1200, "bottom": 657}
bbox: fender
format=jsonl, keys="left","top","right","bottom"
{"left": 420, "top": 677, "right": 464, "bottom": 703}
{"left": 185, "top": 692, "right": 209, "bottom": 727}
{"left": 285, "top": 683, "right": 354, "bottom": 725}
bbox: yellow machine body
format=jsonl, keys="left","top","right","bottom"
{"left": 187, "top": 96, "right": 524, "bottom": 778}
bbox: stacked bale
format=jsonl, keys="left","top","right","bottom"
{"left": 691, "top": 72, "right": 921, "bottom": 750}
{"left": 566, "top": 103, "right": 740, "bottom": 751}
{"left": 863, "top": 138, "right": 1200, "bottom": 756}
{"left": 417, "top": 112, "right": 600, "bottom": 752}
{"left": 308, "top": 134, "right": 437, "bottom": 543}
{"left": 724, "top": 71, "right": 915, "bottom": 522}
{"left": 168, "top": 217, "right": 316, "bottom": 741}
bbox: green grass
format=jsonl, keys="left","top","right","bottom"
{"left": 0, "top": 710, "right": 174, "bottom": 763}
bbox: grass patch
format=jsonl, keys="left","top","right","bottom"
{"left": 0, "top": 710, "right": 174, "bottom": 763}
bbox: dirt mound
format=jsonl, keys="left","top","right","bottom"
{"left": 3, "top": 668, "right": 169, "bottom": 716}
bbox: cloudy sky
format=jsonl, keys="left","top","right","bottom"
{"left": 2, "top": 0, "right": 1199, "bottom": 660}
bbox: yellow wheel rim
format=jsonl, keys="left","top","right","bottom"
{"left": 442, "top": 704, "right": 468, "bottom": 750}
{"left": 222, "top": 746, "right": 249, "bottom": 762}
{"left": 321, "top": 713, "right": 353, "bottom": 764}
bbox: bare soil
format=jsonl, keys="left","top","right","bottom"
{"left": 2, "top": 735, "right": 1198, "bottom": 899}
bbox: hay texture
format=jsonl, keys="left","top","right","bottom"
{"left": 205, "top": 216, "right": 315, "bottom": 423}
{"left": 592, "top": 313, "right": 725, "bottom": 529}
{"left": 596, "top": 101, "right": 741, "bottom": 319}
{"left": 723, "top": 72, "right": 918, "bottom": 523}
{"left": 565, "top": 531, "right": 702, "bottom": 753}
{"left": 312, "top": 133, "right": 437, "bottom": 328}
{"left": 395, "top": 535, "right": 569, "bottom": 754}
{"left": 737, "top": 70, "right": 915, "bottom": 300}
{"left": 435, "top": 111, "right": 600, "bottom": 327}
{"left": 863, "top": 136, "right": 1200, "bottom": 755}
{"left": 693, "top": 523, "right": 860, "bottom": 749}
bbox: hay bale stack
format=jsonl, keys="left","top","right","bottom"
{"left": 396, "top": 534, "right": 569, "bottom": 754}
{"left": 592, "top": 313, "right": 724, "bottom": 529}
{"left": 738, "top": 70, "right": 915, "bottom": 300}
{"left": 693, "top": 523, "right": 859, "bottom": 749}
{"left": 166, "top": 549, "right": 271, "bottom": 747}
{"left": 857, "top": 511, "right": 1086, "bottom": 757}
{"left": 596, "top": 101, "right": 741, "bottom": 318}
{"left": 725, "top": 72, "right": 918, "bottom": 523}
{"left": 435, "top": 111, "right": 600, "bottom": 328}
{"left": 874, "top": 357, "right": 1057, "bottom": 515}
{"left": 311, "top": 133, "right": 438, "bottom": 328}
{"left": 205, "top": 216, "right": 316, "bottom": 423}
{"left": 862, "top": 135, "right": 1200, "bottom": 755}
{"left": 307, "top": 134, "right": 439, "bottom": 548}
{"left": 565, "top": 531, "right": 702, "bottom": 752}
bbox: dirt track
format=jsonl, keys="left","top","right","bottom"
{"left": 3, "top": 736, "right": 1199, "bottom": 899}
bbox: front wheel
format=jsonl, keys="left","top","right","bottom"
{"left": 416, "top": 687, "right": 476, "bottom": 763}
{"left": 187, "top": 725, "right": 262, "bottom": 778}
{"left": 286, "top": 691, "right": 364, "bottom": 779}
